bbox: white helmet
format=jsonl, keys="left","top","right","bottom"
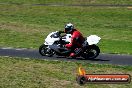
{"left": 65, "top": 23, "right": 74, "bottom": 33}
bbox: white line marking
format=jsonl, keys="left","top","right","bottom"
{"left": 1, "top": 47, "right": 27, "bottom": 50}
{"left": 1, "top": 47, "right": 13, "bottom": 49}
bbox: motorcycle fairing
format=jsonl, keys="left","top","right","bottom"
{"left": 49, "top": 44, "right": 71, "bottom": 56}
{"left": 44, "top": 32, "right": 60, "bottom": 45}
{"left": 87, "top": 35, "right": 101, "bottom": 45}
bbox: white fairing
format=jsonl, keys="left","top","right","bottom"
{"left": 87, "top": 35, "right": 101, "bottom": 45}
{"left": 44, "top": 32, "right": 71, "bottom": 45}
{"left": 44, "top": 32, "right": 60, "bottom": 45}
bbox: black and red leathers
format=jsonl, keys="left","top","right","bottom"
{"left": 65, "top": 29, "right": 85, "bottom": 57}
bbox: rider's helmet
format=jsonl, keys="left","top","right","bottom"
{"left": 64, "top": 23, "right": 74, "bottom": 34}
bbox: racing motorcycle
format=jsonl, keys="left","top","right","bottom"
{"left": 39, "top": 31, "right": 101, "bottom": 59}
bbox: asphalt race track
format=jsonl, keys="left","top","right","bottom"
{"left": 0, "top": 47, "right": 132, "bottom": 66}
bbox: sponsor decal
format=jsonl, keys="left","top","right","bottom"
{"left": 76, "top": 65, "right": 131, "bottom": 85}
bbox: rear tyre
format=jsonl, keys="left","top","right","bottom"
{"left": 82, "top": 45, "right": 100, "bottom": 59}
{"left": 39, "top": 44, "right": 54, "bottom": 57}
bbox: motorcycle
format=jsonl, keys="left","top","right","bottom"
{"left": 39, "top": 31, "right": 101, "bottom": 59}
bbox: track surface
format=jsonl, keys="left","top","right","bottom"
{"left": 0, "top": 3, "right": 132, "bottom": 7}
{"left": 0, "top": 47, "right": 132, "bottom": 66}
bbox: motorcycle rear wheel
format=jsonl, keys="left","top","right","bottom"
{"left": 39, "top": 44, "right": 54, "bottom": 57}
{"left": 82, "top": 45, "right": 100, "bottom": 59}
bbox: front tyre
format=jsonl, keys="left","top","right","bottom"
{"left": 82, "top": 45, "right": 100, "bottom": 59}
{"left": 39, "top": 44, "right": 54, "bottom": 57}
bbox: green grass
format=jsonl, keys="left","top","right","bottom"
{"left": 0, "top": 56, "right": 132, "bottom": 88}
{"left": 0, "top": 4, "right": 132, "bottom": 54}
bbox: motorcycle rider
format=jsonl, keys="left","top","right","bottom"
{"left": 63, "top": 23, "right": 85, "bottom": 57}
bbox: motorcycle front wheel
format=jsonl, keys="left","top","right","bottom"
{"left": 82, "top": 45, "right": 100, "bottom": 59}
{"left": 39, "top": 44, "right": 54, "bottom": 57}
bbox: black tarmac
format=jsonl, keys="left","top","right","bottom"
{"left": 0, "top": 48, "right": 132, "bottom": 66}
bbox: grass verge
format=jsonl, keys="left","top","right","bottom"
{"left": 0, "top": 56, "right": 132, "bottom": 88}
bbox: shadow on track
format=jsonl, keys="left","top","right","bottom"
{"left": 56, "top": 56, "right": 110, "bottom": 62}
